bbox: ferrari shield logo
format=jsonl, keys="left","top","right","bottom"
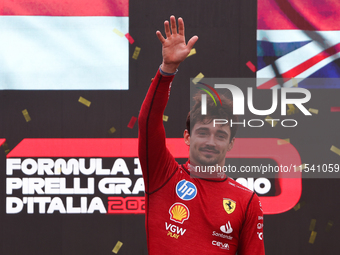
{"left": 223, "top": 198, "right": 236, "bottom": 214}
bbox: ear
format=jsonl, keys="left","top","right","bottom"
{"left": 183, "top": 129, "right": 190, "bottom": 146}
{"left": 227, "top": 137, "right": 235, "bottom": 152}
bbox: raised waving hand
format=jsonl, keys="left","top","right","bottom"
{"left": 156, "top": 15, "right": 198, "bottom": 74}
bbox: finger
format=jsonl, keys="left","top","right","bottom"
{"left": 187, "top": 35, "right": 199, "bottom": 50}
{"left": 156, "top": 31, "right": 166, "bottom": 44}
{"left": 178, "top": 17, "right": 184, "bottom": 36}
{"left": 164, "top": 20, "right": 171, "bottom": 38}
{"left": 170, "top": 15, "right": 177, "bottom": 35}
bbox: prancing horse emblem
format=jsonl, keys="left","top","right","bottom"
{"left": 223, "top": 198, "right": 236, "bottom": 214}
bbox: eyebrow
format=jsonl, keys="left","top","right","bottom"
{"left": 216, "top": 129, "right": 229, "bottom": 137}
{"left": 194, "top": 127, "right": 229, "bottom": 137}
{"left": 194, "top": 127, "right": 209, "bottom": 132}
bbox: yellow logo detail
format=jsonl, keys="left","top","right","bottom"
{"left": 223, "top": 198, "right": 236, "bottom": 214}
{"left": 169, "top": 203, "right": 189, "bottom": 223}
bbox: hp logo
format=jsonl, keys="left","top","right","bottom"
{"left": 176, "top": 180, "right": 197, "bottom": 201}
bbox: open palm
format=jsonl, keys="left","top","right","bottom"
{"left": 156, "top": 16, "right": 198, "bottom": 73}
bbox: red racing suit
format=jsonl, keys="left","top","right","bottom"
{"left": 138, "top": 69, "right": 265, "bottom": 254}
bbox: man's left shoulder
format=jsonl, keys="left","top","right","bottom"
{"left": 221, "top": 178, "right": 262, "bottom": 219}
{"left": 224, "top": 178, "right": 257, "bottom": 203}
{"left": 226, "top": 178, "right": 254, "bottom": 196}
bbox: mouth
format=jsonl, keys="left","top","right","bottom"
{"left": 199, "top": 148, "right": 218, "bottom": 155}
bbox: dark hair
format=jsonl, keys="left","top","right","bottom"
{"left": 186, "top": 91, "right": 238, "bottom": 140}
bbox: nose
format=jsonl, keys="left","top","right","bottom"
{"left": 205, "top": 134, "right": 216, "bottom": 147}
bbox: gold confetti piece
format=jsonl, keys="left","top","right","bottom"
{"left": 113, "top": 28, "right": 124, "bottom": 37}
{"left": 287, "top": 109, "right": 294, "bottom": 115}
{"left": 22, "top": 109, "right": 31, "bottom": 122}
{"left": 78, "top": 96, "right": 91, "bottom": 107}
{"left": 325, "top": 220, "right": 333, "bottom": 232}
{"left": 109, "top": 127, "right": 116, "bottom": 134}
{"left": 309, "top": 231, "right": 317, "bottom": 244}
{"left": 132, "top": 46, "right": 141, "bottom": 60}
{"left": 330, "top": 145, "right": 340, "bottom": 156}
{"left": 277, "top": 138, "right": 290, "bottom": 145}
{"left": 2, "top": 142, "right": 10, "bottom": 155}
{"left": 293, "top": 203, "right": 300, "bottom": 211}
{"left": 294, "top": 163, "right": 306, "bottom": 172}
{"left": 56, "top": 167, "right": 62, "bottom": 174}
{"left": 265, "top": 116, "right": 278, "bottom": 127}
{"left": 187, "top": 48, "right": 196, "bottom": 57}
{"left": 309, "top": 219, "right": 316, "bottom": 231}
{"left": 163, "top": 115, "right": 169, "bottom": 122}
{"left": 292, "top": 78, "right": 298, "bottom": 87}
{"left": 294, "top": 201, "right": 306, "bottom": 210}
{"left": 287, "top": 104, "right": 298, "bottom": 115}
{"left": 112, "top": 241, "right": 123, "bottom": 254}
{"left": 192, "top": 72, "right": 204, "bottom": 84}
{"left": 309, "top": 108, "right": 319, "bottom": 114}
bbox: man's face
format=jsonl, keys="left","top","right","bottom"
{"left": 185, "top": 120, "right": 234, "bottom": 167}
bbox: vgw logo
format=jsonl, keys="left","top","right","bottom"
{"left": 195, "top": 81, "right": 312, "bottom": 127}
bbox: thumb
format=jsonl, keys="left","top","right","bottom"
{"left": 187, "top": 35, "right": 198, "bottom": 50}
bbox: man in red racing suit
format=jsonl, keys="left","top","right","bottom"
{"left": 138, "top": 16, "right": 265, "bottom": 255}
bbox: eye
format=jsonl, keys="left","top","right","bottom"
{"left": 217, "top": 134, "right": 227, "bottom": 140}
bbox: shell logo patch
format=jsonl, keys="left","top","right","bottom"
{"left": 223, "top": 198, "right": 236, "bottom": 214}
{"left": 169, "top": 202, "right": 190, "bottom": 224}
